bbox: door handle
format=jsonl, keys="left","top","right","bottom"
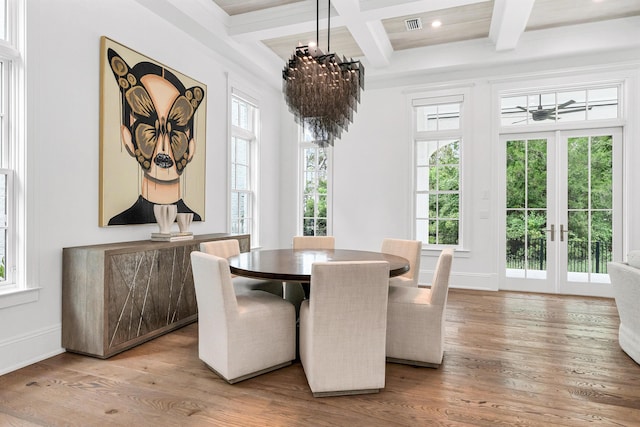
{"left": 545, "top": 224, "right": 555, "bottom": 242}
{"left": 560, "top": 224, "right": 569, "bottom": 242}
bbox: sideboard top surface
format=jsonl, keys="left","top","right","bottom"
{"left": 62, "top": 233, "right": 250, "bottom": 253}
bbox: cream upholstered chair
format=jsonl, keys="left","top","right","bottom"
{"left": 190, "top": 251, "right": 296, "bottom": 384}
{"left": 293, "top": 236, "right": 335, "bottom": 250}
{"left": 386, "top": 248, "right": 453, "bottom": 367}
{"left": 299, "top": 261, "right": 390, "bottom": 397}
{"left": 381, "top": 238, "right": 422, "bottom": 287}
{"left": 200, "top": 240, "right": 282, "bottom": 297}
{"left": 607, "top": 251, "right": 640, "bottom": 365}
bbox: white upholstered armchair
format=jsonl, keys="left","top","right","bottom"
{"left": 299, "top": 261, "right": 390, "bottom": 397}
{"left": 607, "top": 251, "right": 640, "bottom": 365}
{"left": 386, "top": 248, "right": 453, "bottom": 367}
{"left": 190, "top": 251, "right": 296, "bottom": 383}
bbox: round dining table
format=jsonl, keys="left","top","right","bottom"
{"left": 227, "top": 248, "right": 410, "bottom": 282}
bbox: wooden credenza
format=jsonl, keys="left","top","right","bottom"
{"left": 62, "top": 233, "right": 250, "bottom": 358}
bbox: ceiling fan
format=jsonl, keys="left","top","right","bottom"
{"left": 513, "top": 94, "right": 591, "bottom": 123}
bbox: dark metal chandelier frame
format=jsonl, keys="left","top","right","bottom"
{"left": 282, "top": 0, "right": 364, "bottom": 146}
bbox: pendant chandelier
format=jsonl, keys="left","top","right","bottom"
{"left": 282, "top": 0, "right": 364, "bottom": 146}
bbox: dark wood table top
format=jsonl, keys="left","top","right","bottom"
{"left": 228, "top": 248, "right": 410, "bottom": 282}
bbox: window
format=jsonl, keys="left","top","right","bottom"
{"left": 500, "top": 86, "right": 619, "bottom": 127}
{"left": 0, "top": 0, "right": 22, "bottom": 291}
{"left": 300, "top": 126, "right": 331, "bottom": 236}
{"left": 230, "top": 92, "right": 259, "bottom": 241}
{"left": 413, "top": 95, "right": 463, "bottom": 247}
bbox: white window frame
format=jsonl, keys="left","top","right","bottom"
{"left": 410, "top": 88, "right": 470, "bottom": 251}
{"left": 228, "top": 88, "right": 260, "bottom": 246}
{"left": 298, "top": 134, "right": 333, "bottom": 237}
{"left": 0, "top": 0, "right": 33, "bottom": 306}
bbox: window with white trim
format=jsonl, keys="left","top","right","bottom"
{"left": 299, "top": 126, "right": 331, "bottom": 236}
{"left": 230, "top": 92, "right": 259, "bottom": 241}
{"left": 0, "top": 0, "right": 21, "bottom": 289}
{"left": 413, "top": 95, "right": 463, "bottom": 247}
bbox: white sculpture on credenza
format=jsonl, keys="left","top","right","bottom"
{"left": 151, "top": 204, "right": 194, "bottom": 241}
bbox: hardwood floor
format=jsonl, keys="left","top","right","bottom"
{"left": 1, "top": 289, "right": 639, "bottom": 426}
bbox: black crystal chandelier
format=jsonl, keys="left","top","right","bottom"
{"left": 282, "top": 0, "right": 364, "bottom": 146}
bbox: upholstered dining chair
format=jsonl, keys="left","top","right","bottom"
{"left": 200, "top": 240, "right": 282, "bottom": 297}
{"left": 386, "top": 248, "right": 453, "bottom": 367}
{"left": 190, "top": 251, "right": 296, "bottom": 384}
{"left": 299, "top": 261, "right": 390, "bottom": 397}
{"left": 381, "top": 238, "right": 422, "bottom": 287}
{"left": 293, "top": 236, "right": 335, "bottom": 250}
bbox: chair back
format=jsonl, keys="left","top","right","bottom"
{"left": 429, "top": 248, "right": 454, "bottom": 306}
{"left": 191, "top": 251, "right": 239, "bottom": 326}
{"left": 381, "top": 238, "right": 422, "bottom": 284}
{"left": 200, "top": 240, "right": 241, "bottom": 277}
{"left": 293, "top": 236, "right": 335, "bottom": 250}
{"left": 308, "top": 261, "right": 389, "bottom": 350}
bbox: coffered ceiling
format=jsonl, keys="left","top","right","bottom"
{"left": 137, "top": 0, "right": 640, "bottom": 88}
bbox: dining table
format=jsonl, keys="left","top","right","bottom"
{"left": 227, "top": 248, "right": 410, "bottom": 284}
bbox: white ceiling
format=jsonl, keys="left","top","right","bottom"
{"left": 137, "top": 0, "right": 640, "bottom": 88}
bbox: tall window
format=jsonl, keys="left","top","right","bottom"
{"left": 300, "top": 126, "right": 331, "bottom": 236}
{"left": 0, "top": 0, "right": 21, "bottom": 289}
{"left": 230, "top": 92, "right": 259, "bottom": 240}
{"left": 413, "top": 95, "right": 463, "bottom": 247}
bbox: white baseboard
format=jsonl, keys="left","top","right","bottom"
{"left": 0, "top": 324, "right": 64, "bottom": 376}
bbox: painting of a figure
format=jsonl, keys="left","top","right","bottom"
{"left": 99, "top": 37, "right": 206, "bottom": 226}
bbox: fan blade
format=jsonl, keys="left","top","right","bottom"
{"left": 516, "top": 106, "right": 529, "bottom": 112}
{"left": 511, "top": 118, "right": 529, "bottom": 124}
{"left": 558, "top": 99, "right": 576, "bottom": 109}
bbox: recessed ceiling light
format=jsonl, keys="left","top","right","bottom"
{"left": 431, "top": 20, "right": 442, "bottom": 28}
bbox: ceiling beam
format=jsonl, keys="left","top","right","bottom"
{"left": 489, "top": 0, "right": 535, "bottom": 51}
{"left": 332, "top": 0, "right": 392, "bottom": 67}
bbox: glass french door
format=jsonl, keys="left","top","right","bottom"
{"left": 501, "top": 128, "right": 622, "bottom": 297}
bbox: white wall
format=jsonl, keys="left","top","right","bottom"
{"left": 0, "top": 0, "right": 284, "bottom": 375}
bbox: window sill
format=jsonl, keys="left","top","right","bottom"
{"left": 0, "top": 287, "right": 41, "bottom": 309}
{"left": 423, "top": 247, "right": 470, "bottom": 258}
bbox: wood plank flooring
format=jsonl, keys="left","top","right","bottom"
{"left": 1, "top": 289, "right": 639, "bottom": 426}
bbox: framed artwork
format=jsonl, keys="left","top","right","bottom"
{"left": 99, "top": 36, "right": 207, "bottom": 226}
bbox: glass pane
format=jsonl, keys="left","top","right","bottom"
{"left": 588, "top": 87, "right": 618, "bottom": 120}
{"left": 439, "top": 220, "right": 459, "bottom": 244}
{"left": 442, "top": 140, "right": 460, "bottom": 165}
{"left": 557, "top": 90, "right": 586, "bottom": 123}
{"left": 416, "top": 194, "right": 428, "bottom": 218}
{"left": 428, "top": 166, "right": 438, "bottom": 191}
{"left": 231, "top": 164, "right": 236, "bottom": 189}
{"left": 316, "top": 219, "right": 327, "bottom": 236}
{"left": 592, "top": 211, "right": 612, "bottom": 274}
{"left": 428, "top": 219, "right": 437, "bottom": 244}
{"left": 416, "top": 167, "right": 428, "bottom": 192}
{"left": 506, "top": 210, "right": 526, "bottom": 269}
{"left": 506, "top": 140, "right": 525, "bottom": 209}
{"left": 303, "top": 194, "right": 314, "bottom": 217}
{"left": 591, "top": 135, "right": 612, "bottom": 210}
{"left": 567, "top": 137, "right": 589, "bottom": 210}
{"left": 317, "top": 194, "right": 327, "bottom": 217}
{"left": 0, "top": 173, "right": 5, "bottom": 226}
{"left": 416, "top": 219, "right": 428, "bottom": 243}
{"left": 231, "top": 99, "right": 239, "bottom": 127}
{"left": 527, "top": 234, "right": 546, "bottom": 271}
{"left": 416, "top": 141, "right": 428, "bottom": 165}
{"left": 428, "top": 194, "right": 437, "bottom": 218}
{"left": 527, "top": 139, "right": 547, "bottom": 209}
{"left": 567, "top": 211, "right": 588, "bottom": 274}
{"left": 236, "top": 139, "right": 248, "bottom": 165}
{"left": 303, "top": 219, "right": 315, "bottom": 236}
{"left": 236, "top": 165, "right": 248, "bottom": 190}
{"left": 305, "top": 172, "right": 316, "bottom": 193}
{"left": 416, "top": 106, "right": 438, "bottom": 131}
{"left": 438, "top": 166, "right": 459, "bottom": 191}
{"left": 438, "top": 103, "right": 460, "bottom": 130}
{"left": 231, "top": 192, "right": 238, "bottom": 219}
{"left": 438, "top": 194, "right": 459, "bottom": 218}
{"left": 501, "top": 95, "right": 528, "bottom": 126}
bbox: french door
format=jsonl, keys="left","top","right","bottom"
{"left": 501, "top": 128, "right": 622, "bottom": 297}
